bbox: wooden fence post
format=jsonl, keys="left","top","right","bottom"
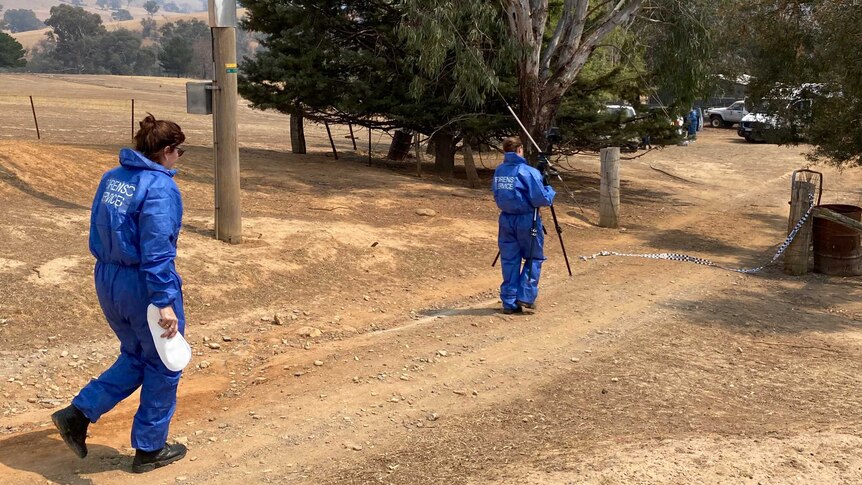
{"left": 29, "top": 96, "right": 41, "bottom": 140}
{"left": 131, "top": 99, "right": 135, "bottom": 141}
{"left": 784, "top": 180, "right": 815, "bottom": 275}
{"left": 348, "top": 123, "right": 357, "bottom": 150}
{"left": 324, "top": 122, "right": 338, "bottom": 160}
{"left": 599, "top": 147, "right": 620, "bottom": 228}
{"left": 414, "top": 132, "right": 423, "bottom": 178}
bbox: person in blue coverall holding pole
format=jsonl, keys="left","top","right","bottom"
{"left": 51, "top": 114, "right": 188, "bottom": 473}
{"left": 493, "top": 137, "right": 556, "bottom": 314}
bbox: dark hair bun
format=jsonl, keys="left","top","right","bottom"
{"left": 139, "top": 114, "right": 158, "bottom": 130}
{"left": 134, "top": 113, "right": 185, "bottom": 163}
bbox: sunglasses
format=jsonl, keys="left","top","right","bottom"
{"left": 171, "top": 145, "right": 185, "bottom": 157}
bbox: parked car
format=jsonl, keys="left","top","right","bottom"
{"left": 603, "top": 104, "right": 637, "bottom": 120}
{"left": 738, "top": 98, "right": 812, "bottom": 143}
{"left": 601, "top": 105, "right": 641, "bottom": 152}
{"left": 705, "top": 100, "right": 748, "bottom": 128}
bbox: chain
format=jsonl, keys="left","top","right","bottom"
{"left": 579, "top": 193, "right": 816, "bottom": 274}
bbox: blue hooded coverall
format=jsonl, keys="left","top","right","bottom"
{"left": 687, "top": 109, "right": 698, "bottom": 136}
{"left": 72, "top": 148, "right": 185, "bottom": 452}
{"left": 492, "top": 152, "right": 556, "bottom": 310}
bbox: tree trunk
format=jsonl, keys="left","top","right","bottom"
{"left": 463, "top": 143, "right": 481, "bottom": 189}
{"left": 290, "top": 110, "right": 306, "bottom": 154}
{"left": 519, "top": 96, "right": 557, "bottom": 164}
{"left": 517, "top": 58, "right": 563, "bottom": 163}
{"left": 504, "top": 0, "right": 645, "bottom": 161}
{"left": 433, "top": 132, "right": 456, "bottom": 177}
{"left": 426, "top": 134, "right": 436, "bottom": 155}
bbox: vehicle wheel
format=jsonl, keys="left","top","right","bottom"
{"left": 709, "top": 116, "right": 723, "bottom": 128}
{"left": 723, "top": 121, "right": 734, "bottom": 128}
{"left": 744, "top": 135, "right": 754, "bottom": 143}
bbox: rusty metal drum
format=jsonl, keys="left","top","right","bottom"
{"left": 813, "top": 204, "right": 862, "bottom": 276}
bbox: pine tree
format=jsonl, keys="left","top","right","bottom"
{"left": 239, "top": 0, "right": 514, "bottom": 175}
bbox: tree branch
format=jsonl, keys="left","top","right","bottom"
{"left": 547, "top": 0, "right": 644, "bottom": 100}
{"left": 553, "top": 0, "right": 590, "bottom": 79}
{"left": 541, "top": 0, "right": 577, "bottom": 77}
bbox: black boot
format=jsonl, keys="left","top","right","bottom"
{"left": 516, "top": 300, "right": 536, "bottom": 310}
{"left": 51, "top": 405, "right": 90, "bottom": 459}
{"left": 502, "top": 306, "right": 523, "bottom": 315}
{"left": 132, "top": 443, "right": 188, "bottom": 473}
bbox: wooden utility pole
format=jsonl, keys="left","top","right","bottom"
{"left": 599, "top": 147, "right": 620, "bottom": 228}
{"left": 210, "top": 0, "right": 242, "bottom": 244}
{"left": 783, "top": 180, "right": 815, "bottom": 275}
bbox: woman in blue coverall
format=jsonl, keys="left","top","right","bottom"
{"left": 52, "top": 114, "right": 188, "bottom": 473}
{"left": 492, "top": 137, "right": 556, "bottom": 314}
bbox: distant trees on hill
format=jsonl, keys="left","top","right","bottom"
{"left": 143, "top": 1, "right": 159, "bottom": 16}
{"left": 111, "top": 9, "right": 134, "bottom": 21}
{"left": 140, "top": 17, "right": 158, "bottom": 39}
{"left": 24, "top": 5, "right": 261, "bottom": 79}
{"left": 158, "top": 19, "right": 210, "bottom": 77}
{"left": 28, "top": 5, "right": 154, "bottom": 75}
{"left": 4, "top": 8, "right": 45, "bottom": 33}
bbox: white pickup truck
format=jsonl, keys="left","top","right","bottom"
{"left": 705, "top": 100, "right": 748, "bottom": 128}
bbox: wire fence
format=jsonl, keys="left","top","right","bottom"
{"left": 0, "top": 94, "right": 386, "bottom": 158}
{"left": 0, "top": 94, "right": 517, "bottom": 171}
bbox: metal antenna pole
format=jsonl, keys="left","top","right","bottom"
{"left": 541, "top": 138, "right": 573, "bottom": 277}
{"left": 547, "top": 203, "right": 573, "bottom": 276}
{"left": 505, "top": 105, "right": 542, "bottom": 153}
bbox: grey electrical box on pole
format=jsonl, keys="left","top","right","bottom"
{"left": 209, "top": 0, "right": 242, "bottom": 244}
{"left": 186, "top": 82, "right": 213, "bottom": 115}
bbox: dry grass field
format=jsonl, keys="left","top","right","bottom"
{"left": 0, "top": 73, "right": 861, "bottom": 484}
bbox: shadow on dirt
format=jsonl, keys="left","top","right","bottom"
{"left": 0, "top": 429, "right": 130, "bottom": 484}
{"left": 0, "top": 157, "right": 88, "bottom": 210}
{"left": 420, "top": 307, "right": 502, "bottom": 318}
{"left": 661, "top": 271, "right": 862, "bottom": 335}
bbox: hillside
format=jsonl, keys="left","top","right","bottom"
{"left": 2, "top": 0, "right": 205, "bottom": 21}
{"left": 6, "top": 0, "right": 210, "bottom": 51}
{"left": 11, "top": 10, "right": 212, "bottom": 51}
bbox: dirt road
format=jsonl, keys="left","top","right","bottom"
{"left": 0, "top": 75, "right": 861, "bottom": 484}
